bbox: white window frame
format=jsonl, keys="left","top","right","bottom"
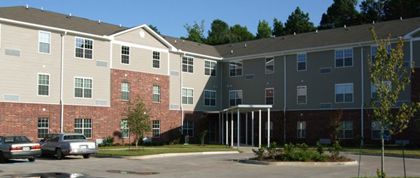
{"left": 265, "top": 88, "right": 274, "bottom": 105}
{"left": 181, "top": 87, "right": 194, "bottom": 105}
{"left": 204, "top": 90, "right": 216, "bottom": 107}
{"left": 182, "top": 56, "right": 194, "bottom": 73}
{"left": 152, "top": 120, "right": 160, "bottom": 137}
{"left": 296, "top": 53, "right": 307, "bottom": 71}
{"left": 152, "top": 51, "right": 160, "bottom": 69}
{"left": 183, "top": 120, "right": 194, "bottom": 137}
{"left": 121, "top": 82, "right": 130, "bottom": 101}
{"left": 121, "top": 46, "right": 130, "bottom": 64}
{"left": 204, "top": 60, "right": 217, "bottom": 76}
{"left": 229, "top": 62, "right": 243, "bottom": 77}
{"left": 297, "top": 121, "right": 306, "bottom": 139}
{"left": 74, "top": 37, "right": 94, "bottom": 59}
{"left": 37, "top": 73, "right": 50, "bottom": 97}
{"left": 152, "top": 85, "right": 161, "bottom": 103}
{"left": 338, "top": 121, "right": 353, "bottom": 139}
{"left": 120, "top": 119, "right": 129, "bottom": 138}
{"left": 296, "top": 85, "right": 307, "bottom": 104}
{"left": 265, "top": 57, "right": 275, "bottom": 74}
{"left": 74, "top": 118, "right": 92, "bottom": 138}
{"left": 38, "top": 31, "right": 51, "bottom": 54}
{"left": 335, "top": 83, "right": 354, "bottom": 103}
{"left": 229, "top": 90, "right": 243, "bottom": 106}
{"left": 37, "top": 117, "right": 49, "bottom": 139}
{"left": 74, "top": 77, "right": 93, "bottom": 99}
{"left": 335, "top": 48, "right": 353, "bottom": 68}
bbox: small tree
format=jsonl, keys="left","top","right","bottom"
{"left": 369, "top": 28, "right": 420, "bottom": 177}
{"left": 126, "top": 98, "right": 151, "bottom": 148}
{"left": 329, "top": 110, "right": 343, "bottom": 143}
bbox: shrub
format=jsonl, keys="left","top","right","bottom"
{"left": 100, "top": 136, "right": 114, "bottom": 147}
{"left": 266, "top": 142, "right": 278, "bottom": 159}
{"left": 252, "top": 147, "right": 265, "bottom": 161}
{"left": 316, "top": 141, "right": 324, "bottom": 155}
{"left": 283, "top": 143, "right": 320, "bottom": 162}
{"left": 328, "top": 141, "right": 342, "bottom": 159}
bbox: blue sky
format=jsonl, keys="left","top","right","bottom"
{"left": 0, "top": 0, "right": 334, "bottom": 37}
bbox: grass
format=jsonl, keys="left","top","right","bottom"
{"left": 351, "top": 177, "right": 420, "bottom": 178}
{"left": 97, "top": 144, "right": 235, "bottom": 157}
{"left": 342, "top": 147, "right": 420, "bottom": 157}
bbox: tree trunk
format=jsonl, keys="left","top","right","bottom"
{"left": 380, "top": 126, "right": 385, "bottom": 178}
{"left": 135, "top": 138, "right": 139, "bottom": 148}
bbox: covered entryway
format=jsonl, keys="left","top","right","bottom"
{"left": 217, "top": 104, "right": 272, "bottom": 148}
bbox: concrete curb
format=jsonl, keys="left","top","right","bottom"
{"left": 239, "top": 159, "right": 358, "bottom": 166}
{"left": 125, "top": 151, "right": 240, "bottom": 160}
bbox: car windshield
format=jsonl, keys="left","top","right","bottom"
{"left": 4, "top": 136, "right": 31, "bottom": 143}
{"left": 64, "top": 135, "right": 86, "bottom": 140}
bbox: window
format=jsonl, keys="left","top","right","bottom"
{"left": 229, "top": 90, "right": 243, "bottom": 106}
{"left": 338, "top": 121, "right": 353, "bottom": 139}
{"left": 182, "top": 56, "right": 194, "bottom": 73}
{"left": 229, "top": 62, "right": 243, "bottom": 77}
{"left": 265, "top": 88, "right": 274, "bottom": 105}
{"left": 335, "top": 48, "right": 353, "bottom": 68}
{"left": 120, "top": 119, "right": 129, "bottom": 138}
{"left": 204, "top": 90, "right": 216, "bottom": 106}
{"left": 205, "top": 60, "right": 217, "bottom": 76}
{"left": 121, "top": 46, "right": 130, "bottom": 64}
{"left": 75, "top": 37, "right": 93, "bottom": 59}
{"left": 297, "top": 53, "right": 307, "bottom": 71}
{"left": 152, "top": 120, "right": 160, "bottom": 137}
{"left": 37, "top": 117, "right": 49, "bottom": 138}
{"left": 265, "top": 57, "right": 274, "bottom": 74}
{"left": 371, "top": 81, "right": 391, "bottom": 99}
{"left": 297, "top": 86, "right": 307, "bottom": 104}
{"left": 335, "top": 83, "right": 353, "bottom": 103}
{"left": 152, "top": 51, "right": 160, "bottom": 68}
{"left": 152, "top": 85, "right": 161, "bottom": 103}
{"left": 297, "top": 121, "right": 306, "bottom": 139}
{"left": 38, "top": 31, "right": 51, "bottom": 54}
{"left": 371, "top": 121, "right": 391, "bottom": 140}
{"left": 74, "top": 118, "right": 92, "bottom": 138}
{"left": 121, "top": 82, "right": 130, "bottom": 100}
{"left": 183, "top": 120, "right": 194, "bottom": 136}
{"left": 38, "top": 74, "right": 50, "bottom": 96}
{"left": 182, "top": 88, "right": 194, "bottom": 104}
{"left": 75, "top": 77, "right": 92, "bottom": 98}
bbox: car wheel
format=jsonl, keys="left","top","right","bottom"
{"left": 83, "top": 154, "right": 90, "bottom": 159}
{"left": 55, "top": 148, "right": 64, "bottom": 160}
{"left": 28, "top": 157, "right": 35, "bottom": 162}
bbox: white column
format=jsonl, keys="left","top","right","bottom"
{"left": 245, "top": 112, "right": 248, "bottom": 145}
{"left": 237, "top": 109, "right": 240, "bottom": 148}
{"left": 267, "top": 108, "right": 271, "bottom": 148}
{"left": 252, "top": 111, "right": 255, "bottom": 147}
{"left": 231, "top": 111, "right": 234, "bottom": 147}
{"left": 225, "top": 112, "right": 228, "bottom": 145}
{"left": 258, "top": 109, "right": 262, "bottom": 148}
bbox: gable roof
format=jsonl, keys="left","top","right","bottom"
{"left": 215, "top": 17, "right": 420, "bottom": 59}
{"left": 0, "top": 6, "right": 127, "bottom": 36}
{"left": 163, "top": 36, "right": 222, "bottom": 58}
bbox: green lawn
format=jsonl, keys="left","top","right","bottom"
{"left": 343, "top": 147, "right": 420, "bottom": 157}
{"left": 97, "top": 144, "right": 235, "bottom": 157}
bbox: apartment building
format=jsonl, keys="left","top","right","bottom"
{"left": 0, "top": 6, "right": 419, "bottom": 146}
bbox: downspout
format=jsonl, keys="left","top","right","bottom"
{"left": 283, "top": 55, "right": 287, "bottom": 143}
{"left": 60, "top": 31, "right": 67, "bottom": 133}
{"left": 360, "top": 45, "right": 364, "bottom": 146}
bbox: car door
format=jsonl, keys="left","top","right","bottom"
{"left": 42, "top": 135, "right": 59, "bottom": 152}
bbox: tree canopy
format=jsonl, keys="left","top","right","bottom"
{"left": 272, "top": 18, "right": 286, "bottom": 37}
{"left": 126, "top": 98, "right": 151, "bottom": 147}
{"left": 256, "top": 20, "right": 272, "bottom": 39}
{"left": 229, "top": 24, "right": 255, "bottom": 43}
{"left": 320, "top": 0, "right": 361, "bottom": 29}
{"left": 284, "top": 7, "right": 316, "bottom": 34}
{"left": 207, "top": 19, "right": 231, "bottom": 45}
{"left": 182, "top": 21, "right": 206, "bottom": 43}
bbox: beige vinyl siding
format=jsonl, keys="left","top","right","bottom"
{"left": 0, "top": 23, "right": 61, "bottom": 104}
{"left": 114, "top": 27, "right": 168, "bottom": 49}
{"left": 62, "top": 34, "right": 110, "bottom": 107}
{"left": 169, "top": 53, "right": 181, "bottom": 110}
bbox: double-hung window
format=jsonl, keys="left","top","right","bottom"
{"left": 121, "top": 46, "right": 130, "bottom": 64}
{"left": 152, "top": 120, "right": 160, "bottom": 137}
{"left": 335, "top": 83, "right": 353, "bottom": 103}
{"left": 265, "top": 88, "right": 274, "bottom": 105}
{"left": 204, "top": 90, "right": 216, "bottom": 106}
{"left": 37, "top": 117, "right": 49, "bottom": 139}
{"left": 183, "top": 120, "right": 194, "bottom": 136}
{"left": 297, "top": 86, "right": 307, "bottom": 104}
{"left": 75, "top": 37, "right": 93, "bottom": 59}
{"left": 38, "top": 74, "right": 50, "bottom": 96}
{"left": 38, "top": 31, "right": 51, "bottom": 54}
{"left": 265, "top": 57, "right": 274, "bottom": 74}
{"left": 338, "top": 121, "right": 353, "bottom": 139}
{"left": 297, "top": 121, "right": 306, "bottom": 139}
{"left": 120, "top": 119, "right": 129, "bottom": 138}
{"left": 205, "top": 60, "right": 217, "bottom": 76}
{"left": 152, "top": 51, "right": 160, "bottom": 68}
{"left": 335, "top": 48, "right": 353, "bottom": 68}
{"left": 182, "top": 88, "right": 194, "bottom": 104}
{"left": 121, "top": 82, "right": 130, "bottom": 100}
{"left": 75, "top": 77, "right": 92, "bottom": 98}
{"left": 229, "top": 62, "right": 243, "bottom": 77}
{"left": 297, "top": 53, "right": 307, "bottom": 71}
{"left": 229, "top": 90, "right": 243, "bottom": 106}
{"left": 74, "top": 118, "right": 92, "bottom": 138}
{"left": 182, "top": 57, "right": 194, "bottom": 73}
{"left": 152, "top": 85, "right": 161, "bottom": 103}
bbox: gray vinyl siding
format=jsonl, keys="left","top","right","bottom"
{"left": 414, "top": 40, "right": 420, "bottom": 67}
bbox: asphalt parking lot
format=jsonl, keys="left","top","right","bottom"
{"left": 0, "top": 153, "right": 419, "bottom": 178}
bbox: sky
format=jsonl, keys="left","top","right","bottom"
{"left": 0, "top": 0, "right": 334, "bottom": 37}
